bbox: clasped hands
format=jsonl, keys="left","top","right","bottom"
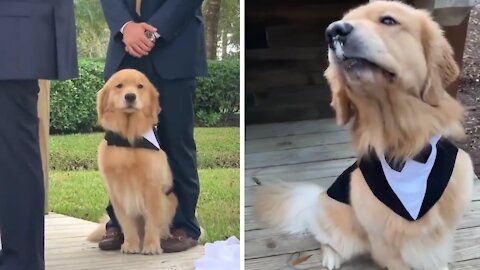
{"left": 123, "top": 22, "right": 157, "bottom": 58}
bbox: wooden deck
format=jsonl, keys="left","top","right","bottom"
{"left": 245, "top": 119, "right": 480, "bottom": 269}
{"left": 45, "top": 213, "right": 204, "bottom": 269}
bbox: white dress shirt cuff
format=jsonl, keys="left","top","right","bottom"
{"left": 120, "top": 21, "right": 133, "bottom": 34}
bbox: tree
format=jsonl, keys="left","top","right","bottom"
{"left": 203, "top": 0, "right": 222, "bottom": 60}
{"left": 219, "top": 0, "right": 240, "bottom": 59}
{"left": 74, "top": 0, "right": 109, "bottom": 59}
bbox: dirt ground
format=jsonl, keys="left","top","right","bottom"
{"left": 457, "top": 6, "right": 480, "bottom": 176}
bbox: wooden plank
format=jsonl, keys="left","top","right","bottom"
{"left": 245, "top": 225, "right": 480, "bottom": 261}
{"left": 246, "top": 118, "right": 345, "bottom": 140}
{"left": 247, "top": 69, "right": 326, "bottom": 89}
{"left": 246, "top": 157, "right": 356, "bottom": 180}
{"left": 245, "top": 229, "right": 319, "bottom": 259}
{"left": 246, "top": 143, "right": 355, "bottom": 169}
{"left": 253, "top": 85, "right": 331, "bottom": 106}
{"left": 246, "top": 2, "right": 358, "bottom": 24}
{"left": 246, "top": 251, "right": 383, "bottom": 270}
{"left": 246, "top": 130, "right": 351, "bottom": 153}
{"left": 246, "top": 103, "right": 332, "bottom": 125}
{"left": 245, "top": 176, "right": 337, "bottom": 207}
{"left": 246, "top": 251, "right": 480, "bottom": 270}
{"left": 246, "top": 200, "right": 480, "bottom": 232}
{"left": 452, "top": 258, "right": 480, "bottom": 270}
{"left": 44, "top": 213, "right": 204, "bottom": 270}
{"left": 38, "top": 80, "right": 49, "bottom": 213}
{"left": 246, "top": 47, "right": 325, "bottom": 62}
{"left": 266, "top": 23, "right": 331, "bottom": 48}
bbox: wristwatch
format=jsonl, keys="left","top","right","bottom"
{"left": 145, "top": 31, "right": 161, "bottom": 42}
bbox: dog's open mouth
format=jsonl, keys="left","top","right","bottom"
{"left": 341, "top": 57, "right": 396, "bottom": 81}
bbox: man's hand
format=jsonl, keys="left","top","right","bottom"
{"left": 122, "top": 22, "right": 157, "bottom": 58}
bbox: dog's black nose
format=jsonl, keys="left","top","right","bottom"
{"left": 125, "top": 93, "right": 136, "bottom": 103}
{"left": 325, "top": 21, "right": 353, "bottom": 48}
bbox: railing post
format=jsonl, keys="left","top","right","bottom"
{"left": 38, "top": 80, "right": 50, "bottom": 214}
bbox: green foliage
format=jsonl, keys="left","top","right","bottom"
{"left": 50, "top": 59, "right": 105, "bottom": 134}
{"left": 218, "top": 0, "right": 240, "bottom": 59}
{"left": 49, "top": 128, "right": 239, "bottom": 171}
{"left": 74, "top": 0, "right": 109, "bottom": 58}
{"left": 196, "top": 60, "right": 240, "bottom": 126}
{"left": 50, "top": 59, "right": 239, "bottom": 133}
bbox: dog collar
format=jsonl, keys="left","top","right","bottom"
{"left": 104, "top": 128, "right": 161, "bottom": 151}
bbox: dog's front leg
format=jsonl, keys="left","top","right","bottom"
{"left": 111, "top": 198, "right": 141, "bottom": 254}
{"left": 369, "top": 239, "right": 410, "bottom": 270}
{"left": 141, "top": 199, "right": 163, "bottom": 255}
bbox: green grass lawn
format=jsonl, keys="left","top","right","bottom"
{"left": 49, "top": 169, "right": 239, "bottom": 243}
{"left": 48, "top": 127, "right": 240, "bottom": 243}
{"left": 50, "top": 127, "right": 240, "bottom": 170}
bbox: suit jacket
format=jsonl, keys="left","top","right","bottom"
{"left": 100, "top": 0, "right": 208, "bottom": 80}
{"left": 0, "top": 0, "right": 78, "bottom": 80}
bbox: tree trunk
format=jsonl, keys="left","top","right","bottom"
{"left": 221, "top": 30, "right": 228, "bottom": 59}
{"left": 203, "top": 0, "right": 222, "bottom": 60}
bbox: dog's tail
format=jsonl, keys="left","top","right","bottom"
{"left": 253, "top": 182, "right": 324, "bottom": 234}
{"left": 86, "top": 215, "right": 109, "bottom": 243}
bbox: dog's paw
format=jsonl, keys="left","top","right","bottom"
{"left": 141, "top": 243, "right": 163, "bottom": 255}
{"left": 321, "top": 245, "right": 343, "bottom": 270}
{"left": 121, "top": 242, "right": 141, "bottom": 254}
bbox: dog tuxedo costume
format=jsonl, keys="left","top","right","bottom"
{"left": 104, "top": 128, "right": 161, "bottom": 151}
{"left": 327, "top": 136, "right": 458, "bottom": 221}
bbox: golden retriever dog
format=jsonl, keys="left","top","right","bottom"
{"left": 87, "top": 69, "right": 178, "bottom": 255}
{"left": 253, "top": 1, "right": 474, "bottom": 269}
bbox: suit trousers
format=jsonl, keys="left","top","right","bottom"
{"left": 105, "top": 56, "right": 201, "bottom": 239}
{"left": 0, "top": 81, "right": 45, "bottom": 270}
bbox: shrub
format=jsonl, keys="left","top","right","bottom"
{"left": 50, "top": 59, "right": 105, "bottom": 134}
{"left": 50, "top": 59, "right": 239, "bottom": 134}
{"left": 196, "top": 60, "right": 240, "bottom": 127}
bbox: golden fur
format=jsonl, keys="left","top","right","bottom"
{"left": 87, "top": 69, "right": 178, "bottom": 255}
{"left": 253, "top": 2, "right": 474, "bottom": 269}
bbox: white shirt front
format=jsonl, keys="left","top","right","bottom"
{"left": 142, "top": 129, "right": 160, "bottom": 149}
{"left": 379, "top": 135, "right": 441, "bottom": 220}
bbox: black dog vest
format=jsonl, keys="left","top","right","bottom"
{"left": 104, "top": 129, "right": 160, "bottom": 151}
{"left": 327, "top": 136, "right": 458, "bottom": 221}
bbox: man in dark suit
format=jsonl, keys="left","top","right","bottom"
{"left": 99, "top": 0, "right": 207, "bottom": 253}
{"left": 0, "top": 1, "right": 78, "bottom": 269}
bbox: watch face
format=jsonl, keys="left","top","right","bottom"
{"left": 145, "top": 31, "right": 156, "bottom": 42}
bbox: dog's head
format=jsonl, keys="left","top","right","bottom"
{"left": 97, "top": 69, "right": 161, "bottom": 139}
{"left": 324, "top": 1, "right": 464, "bottom": 158}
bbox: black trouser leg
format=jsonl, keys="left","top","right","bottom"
{"left": 0, "top": 81, "right": 45, "bottom": 270}
{"left": 153, "top": 78, "right": 201, "bottom": 240}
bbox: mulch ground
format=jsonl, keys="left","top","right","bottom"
{"left": 457, "top": 6, "right": 480, "bottom": 176}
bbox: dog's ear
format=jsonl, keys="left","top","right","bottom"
{"left": 420, "top": 11, "right": 459, "bottom": 106}
{"left": 96, "top": 84, "right": 109, "bottom": 123}
{"left": 324, "top": 66, "right": 353, "bottom": 125}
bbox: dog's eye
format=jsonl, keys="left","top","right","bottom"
{"left": 116, "top": 83, "right": 123, "bottom": 89}
{"left": 138, "top": 84, "right": 144, "bottom": 89}
{"left": 380, "top": 16, "right": 398, "bottom": 26}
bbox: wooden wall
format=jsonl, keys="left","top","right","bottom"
{"left": 245, "top": 0, "right": 365, "bottom": 125}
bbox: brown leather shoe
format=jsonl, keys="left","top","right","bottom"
{"left": 98, "top": 227, "right": 124, "bottom": 251}
{"left": 161, "top": 229, "right": 198, "bottom": 253}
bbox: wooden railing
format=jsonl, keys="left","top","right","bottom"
{"left": 38, "top": 80, "right": 50, "bottom": 213}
